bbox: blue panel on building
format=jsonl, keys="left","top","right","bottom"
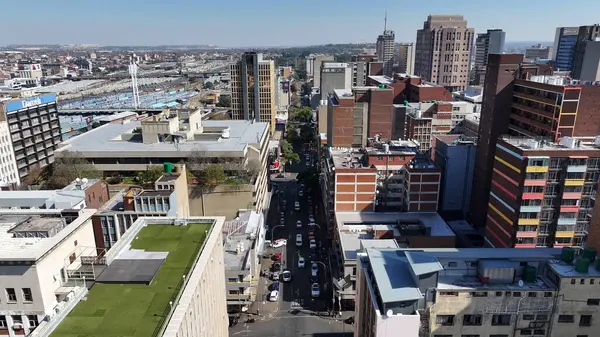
{"left": 5, "top": 94, "right": 57, "bottom": 113}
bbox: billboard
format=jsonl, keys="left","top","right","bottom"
{"left": 282, "top": 81, "right": 290, "bottom": 93}
{"left": 5, "top": 94, "right": 57, "bottom": 113}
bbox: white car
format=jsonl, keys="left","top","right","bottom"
{"left": 308, "top": 216, "right": 315, "bottom": 223}
{"left": 309, "top": 239, "right": 317, "bottom": 249}
{"left": 282, "top": 270, "right": 292, "bottom": 282}
{"left": 298, "top": 190, "right": 304, "bottom": 197}
{"left": 311, "top": 283, "right": 320, "bottom": 298}
{"left": 280, "top": 217, "right": 285, "bottom": 225}
{"left": 298, "top": 257, "right": 305, "bottom": 268}
{"left": 269, "top": 290, "right": 279, "bottom": 301}
{"left": 296, "top": 234, "right": 303, "bottom": 247}
{"left": 305, "top": 161, "right": 310, "bottom": 166}
{"left": 294, "top": 201, "right": 300, "bottom": 211}
{"left": 296, "top": 220, "right": 302, "bottom": 228}
{"left": 272, "top": 239, "right": 287, "bottom": 248}
{"left": 311, "top": 262, "right": 318, "bottom": 277}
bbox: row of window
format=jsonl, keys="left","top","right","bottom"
{"left": 0, "top": 288, "right": 33, "bottom": 303}
{"left": 440, "top": 290, "right": 554, "bottom": 298}
{"left": 0, "top": 315, "right": 38, "bottom": 329}
{"left": 436, "top": 313, "right": 592, "bottom": 327}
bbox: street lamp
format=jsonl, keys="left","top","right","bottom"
{"left": 270, "top": 225, "right": 286, "bottom": 243}
{"left": 311, "top": 260, "right": 335, "bottom": 315}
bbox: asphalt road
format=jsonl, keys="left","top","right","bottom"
{"left": 230, "top": 144, "right": 351, "bottom": 337}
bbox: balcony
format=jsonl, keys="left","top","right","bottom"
{"left": 555, "top": 231, "right": 575, "bottom": 239}
{"left": 523, "top": 193, "right": 544, "bottom": 200}
{"left": 560, "top": 206, "right": 579, "bottom": 213}
{"left": 567, "top": 165, "right": 587, "bottom": 173}
{"left": 513, "top": 91, "right": 557, "bottom": 106}
{"left": 509, "top": 113, "right": 552, "bottom": 131}
{"left": 557, "top": 218, "right": 577, "bottom": 225}
{"left": 524, "top": 179, "right": 546, "bottom": 186}
{"left": 518, "top": 218, "right": 540, "bottom": 226}
{"left": 562, "top": 192, "right": 583, "bottom": 200}
{"left": 565, "top": 179, "right": 585, "bottom": 186}
{"left": 511, "top": 102, "right": 554, "bottom": 119}
{"left": 526, "top": 166, "right": 549, "bottom": 173}
{"left": 520, "top": 206, "right": 542, "bottom": 213}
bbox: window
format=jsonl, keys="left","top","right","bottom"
{"left": 533, "top": 330, "right": 545, "bottom": 335}
{"left": 492, "top": 314, "right": 511, "bottom": 326}
{"left": 469, "top": 291, "right": 487, "bottom": 297}
{"left": 490, "top": 335, "right": 509, "bottom": 337}
{"left": 522, "top": 314, "right": 535, "bottom": 320}
{"left": 513, "top": 291, "right": 522, "bottom": 297}
{"left": 5, "top": 288, "right": 16, "bottom": 302}
{"left": 461, "top": 335, "right": 480, "bottom": 337}
{"left": 581, "top": 279, "right": 585, "bottom": 285}
{"left": 495, "top": 291, "right": 503, "bottom": 296}
{"left": 591, "top": 279, "right": 595, "bottom": 285}
{"left": 587, "top": 299, "right": 600, "bottom": 305}
{"left": 434, "top": 335, "right": 452, "bottom": 337}
{"left": 520, "top": 330, "right": 532, "bottom": 336}
{"left": 580, "top": 315, "right": 592, "bottom": 327}
{"left": 0, "top": 315, "right": 5, "bottom": 328}
{"left": 536, "top": 314, "right": 549, "bottom": 321}
{"left": 435, "top": 315, "right": 454, "bottom": 326}
{"left": 558, "top": 315, "right": 574, "bottom": 323}
{"left": 27, "top": 315, "right": 38, "bottom": 328}
{"left": 544, "top": 292, "right": 553, "bottom": 297}
{"left": 448, "top": 262, "right": 458, "bottom": 267}
{"left": 227, "top": 278, "right": 238, "bottom": 282}
{"left": 527, "top": 292, "right": 537, "bottom": 297}
{"left": 463, "top": 314, "right": 482, "bottom": 326}
{"left": 571, "top": 279, "right": 576, "bottom": 284}
{"left": 11, "top": 315, "right": 21, "bottom": 325}
{"left": 22, "top": 288, "right": 32, "bottom": 302}
{"left": 439, "top": 291, "right": 458, "bottom": 296}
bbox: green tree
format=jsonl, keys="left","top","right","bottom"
{"left": 137, "top": 165, "right": 164, "bottom": 184}
{"left": 48, "top": 151, "right": 101, "bottom": 189}
{"left": 204, "top": 81, "right": 214, "bottom": 89}
{"left": 216, "top": 95, "right": 231, "bottom": 107}
{"left": 200, "top": 164, "right": 227, "bottom": 185}
{"left": 279, "top": 140, "right": 299, "bottom": 173}
{"left": 293, "top": 107, "right": 313, "bottom": 122}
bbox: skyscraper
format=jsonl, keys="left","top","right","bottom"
{"left": 376, "top": 13, "right": 395, "bottom": 77}
{"left": 474, "top": 29, "right": 506, "bottom": 67}
{"left": 397, "top": 43, "right": 413, "bottom": 74}
{"left": 414, "top": 14, "right": 475, "bottom": 92}
{"left": 230, "top": 52, "right": 276, "bottom": 133}
{"left": 572, "top": 24, "right": 600, "bottom": 79}
{"left": 553, "top": 27, "right": 579, "bottom": 71}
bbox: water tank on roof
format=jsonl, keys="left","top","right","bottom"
{"left": 523, "top": 265, "right": 537, "bottom": 283}
{"left": 404, "top": 101, "right": 408, "bottom": 106}
{"left": 164, "top": 162, "right": 173, "bottom": 173}
{"left": 575, "top": 258, "right": 590, "bottom": 273}
{"left": 561, "top": 247, "right": 575, "bottom": 263}
{"left": 382, "top": 143, "right": 390, "bottom": 153}
{"left": 583, "top": 246, "right": 597, "bottom": 262}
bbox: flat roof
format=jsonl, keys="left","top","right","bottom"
{"left": 56, "top": 119, "right": 268, "bottom": 156}
{"left": 329, "top": 148, "right": 369, "bottom": 169}
{"left": 333, "top": 88, "right": 353, "bottom": 98}
{"left": 0, "top": 209, "right": 95, "bottom": 261}
{"left": 548, "top": 259, "right": 600, "bottom": 278}
{"left": 368, "top": 75, "right": 395, "bottom": 84}
{"left": 51, "top": 221, "right": 213, "bottom": 337}
{"left": 0, "top": 190, "right": 84, "bottom": 209}
{"left": 501, "top": 136, "right": 600, "bottom": 152}
{"left": 97, "top": 111, "right": 138, "bottom": 122}
{"left": 366, "top": 249, "right": 423, "bottom": 303}
{"left": 335, "top": 211, "right": 455, "bottom": 237}
{"left": 223, "top": 211, "right": 264, "bottom": 270}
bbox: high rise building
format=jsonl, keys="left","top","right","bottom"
{"left": 474, "top": 29, "right": 506, "bottom": 67}
{"left": 397, "top": 43, "right": 414, "bottom": 74}
{"left": 553, "top": 27, "right": 579, "bottom": 71}
{"left": 579, "top": 41, "right": 600, "bottom": 81}
{"left": 572, "top": 24, "right": 600, "bottom": 79}
{"left": 312, "top": 55, "right": 335, "bottom": 90}
{"left": 376, "top": 15, "right": 395, "bottom": 77}
{"left": 319, "top": 62, "right": 352, "bottom": 99}
{"left": 525, "top": 44, "right": 553, "bottom": 60}
{"left": 230, "top": 52, "right": 276, "bottom": 133}
{"left": 415, "top": 15, "right": 475, "bottom": 92}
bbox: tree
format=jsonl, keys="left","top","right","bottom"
{"left": 279, "top": 140, "right": 299, "bottom": 173}
{"left": 292, "top": 107, "right": 313, "bottom": 122}
{"left": 199, "top": 164, "right": 227, "bottom": 185}
{"left": 301, "top": 83, "right": 312, "bottom": 96}
{"left": 137, "top": 165, "right": 164, "bottom": 185}
{"left": 21, "top": 164, "right": 45, "bottom": 187}
{"left": 48, "top": 151, "right": 101, "bottom": 188}
{"left": 290, "top": 83, "right": 299, "bottom": 93}
{"left": 216, "top": 95, "right": 231, "bottom": 107}
{"left": 204, "top": 81, "right": 214, "bottom": 90}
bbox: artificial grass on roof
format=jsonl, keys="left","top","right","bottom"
{"left": 50, "top": 222, "right": 212, "bottom": 337}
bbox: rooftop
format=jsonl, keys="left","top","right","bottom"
{"left": 223, "top": 211, "right": 264, "bottom": 271}
{"left": 51, "top": 221, "right": 213, "bottom": 337}
{"left": 366, "top": 249, "right": 424, "bottom": 303}
{"left": 365, "top": 139, "right": 420, "bottom": 156}
{"left": 0, "top": 209, "right": 95, "bottom": 261}
{"left": 368, "top": 75, "right": 395, "bottom": 84}
{"left": 333, "top": 88, "right": 353, "bottom": 99}
{"left": 501, "top": 135, "right": 600, "bottom": 152}
{"left": 0, "top": 189, "right": 85, "bottom": 209}
{"left": 436, "top": 134, "right": 477, "bottom": 146}
{"left": 527, "top": 75, "right": 600, "bottom": 87}
{"left": 328, "top": 148, "right": 369, "bottom": 169}
{"left": 97, "top": 111, "right": 139, "bottom": 123}
{"left": 548, "top": 259, "right": 600, "bottom": 278}
{"left": 56, "top": 119, "right": 268, "bottom": 157}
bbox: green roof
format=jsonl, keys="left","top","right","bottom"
{"left": 51, "top": 222, "right": 212, "bottom": 337}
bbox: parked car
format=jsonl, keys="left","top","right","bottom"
{"left": 270, "top": 281, "right": 280, "bottom": 291}
{"left": 282, "top": 270, "right": 292, "bottom": 282}
{"left": 271, "top": 262, "right": 282, "bottom": 272}
{"left": 269, "top": 290, "right": 279, "bottom": 301}
{"left": 272, "top": 239, "right": 287, "bottom": 248}
{"left": 296, "top": 220, "right": 302, "bottom": 228}
{"left": 310, "top": 275, "right": 319, "bottom": 283}
{"left": 271, "top": 271, "right": 280, "bottom": 281}
{"left": 272, "top": 252, "right": 282, "bottom": 261}
{"left": 298, "top": 256, "right": 306, "bottom": 268}
{"left": 294, "top": 201, "right": 300, "bottom": 211}
{"left": 311, "top": 283, "right": 320, "bottom": 297}
{"left": 298, "top": 189, "right": 304, "bottom": 197}
{"left": 310, "top": 239, "right": 317, "bottom": 249}
{"left": 311, "top": 262, "right": 318, "bottom": 277}
{"left": 296, "top": 234, "right": 303, "bottom": 247}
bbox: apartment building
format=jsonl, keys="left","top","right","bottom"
{"left": 17, "top": 62, "right": 43, "bottom": 81}
{"left": 55, "top": 112, "right": 271, "bottom": 213}
{"left": 92, "top": 163, "right": 190, "bottom": 251}
{"left": 0, "top": 94, "right": 61, "bottom": 181}
{"left": 453, "top": 113, "right": 480, "bottom": 138}
{"left": 434, "top": 135, "right": 477, "bottom": 217}
{"left": 320, "top": 62, "right": 352, "bottom": 99}
{"left": 0, "top": 121, "right": 18, "bottom": 188}
{"left": 485, "top": 136, "right": 600, "bottom": 249}
{"left": 397, "top": 43, "right": 414, "bottom": 75}
{"left": 403, "top": 155, "right": 442, "bottom": 212}
{"left": 349, "top": 60, "right": 384, "bottom": 87}
{"left": 526, "top": 44, "right": 553, "bottom": 60}
{"left": 415, "top": 15, "right": 475, "bottom": 92}
{"left": 48, "top": 217, "right": 228, "bottom": 337}
{"left": 223, "top": 211, "right": 266, "bottom": 312}
{"left": 0, "top": 209, "right": 96, "bottom": 337}
{"left": 376, "top": 30, "right": 395, "bottom": 77}
{"left": 230, "top": 52, "right": 276, "bottom": 133}
{"left": 332, "top": 212, "right": 454, "bottom": 310}
{"left": 452, "top": 85, "right": 483, "bottom": 113}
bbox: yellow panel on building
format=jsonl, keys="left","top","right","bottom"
{"left": 526, "top": 166, "right": 549, "bottom": 173}
{"left": 518, "top": 218, "right": 540, "bottom": 226}
{"left": 565, "top": 179, "right": 585, "bottom": 186}
{"left": 555, "top": 231, "right": 575, "bottom": 238}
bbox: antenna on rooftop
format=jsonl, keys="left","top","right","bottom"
{"left": 128, "top": 59, "right": 141, "bottom": 109}
{"left": 384, "top": 12, "right": 388, "bottom": 31}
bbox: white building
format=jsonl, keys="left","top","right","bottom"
{"left": 0, "top": 121, "right": 19, "bottom": 188}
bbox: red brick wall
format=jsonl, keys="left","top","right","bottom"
{"left": 368, "top": 90, "right": 395, "bottom": 140}
{"left": 84, "top": 181, "right": 110, "bottom": 209}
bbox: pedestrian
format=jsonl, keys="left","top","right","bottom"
{"left": 257, "top": 308, "right": 260, "bottom": 316}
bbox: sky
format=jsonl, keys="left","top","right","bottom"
{"left": 1, "top": 0, "right": 599, "bottom": 47}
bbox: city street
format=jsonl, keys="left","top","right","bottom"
{"left": 230, "top": 142, "right": 352, "bottom": 337}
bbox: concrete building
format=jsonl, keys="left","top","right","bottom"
{"left": 0, "top": 209, "right": 96, "bottom": 337}
{"left": 579, "top": 40, "right": 600, "bottom": 81}
{"left": 525, "top": 44, "right": 553, "bottom": 61}
{"left": 397, "top": 43, "right": 414, "bottom": 75}
{"left": 484, "top": 136, "right": 600, "bottom": 249}
{"left": 0, "top": 94, "right": 61, "bottom": 181}
{"left": 92, "top": 163, "right": 190, "bottom": 251}
{"left": 474, "top": 29, "right": 506, "bottom": 67}
{"left": 47, "top": 216, "right": 228, "bottom": 337}
{"left": 319, "top": 62, "right": 352, "bottom": 99}
{"left": 223, "top": 211, "right": 266, "bottom": 312}
{"left": 434, "top": 135, "right": 477, "bottom": 217}
{"left": 349, "top": 60, "right": 383, "bottom": 87}
{"left": 376, "top": 30, "right": 395, "bottom": 77}
{"left": 451, "top": 85, "right": 483, "bottom": 113}
{"left": 17, "top": 62, "right": 42, "bottom": 82}
{"left": 312, "top": 55, "right": 335, "bottom": 89}
{"left": 453, "top": 112, "right": 480, "bottom": 138}
{"left": 230, "top": 52, "right": 277, "bottom": 133}
{"left": 0, "top": 121, "right": 19, "bottom": 188}
{"left": 55, "top": 114, "right": 271, "bottom": 213}
{"left": 553, "top": 27, "right": 580, "bottom": 72}
{"left": 332, "top": 212, "right": 454, "bottom": 310}
{"left": 572, "top": 24, "right": 600, "bottom": 80}
{"left": 414, "top": 15, "right": 475, "bottom": 92}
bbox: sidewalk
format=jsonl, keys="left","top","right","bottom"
{"left": 248, "top": 255, "right": 280, "bottom": 321}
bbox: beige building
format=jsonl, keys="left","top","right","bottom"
{"left": 414, "top": 15, "right": 475, "bottom": 92}
{"left": 230, "top": 52, "right": 277, "bottom": 134}
{"left": 397, "top": 42, "right": 414, "bottom": 74}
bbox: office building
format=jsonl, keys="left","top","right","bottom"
{"left": 0, "top": 94, "right": 61, "bottom": 182}
{"left": 397, "top": 43, "right": 414, "bottom": 74}
{"left": 0, "top": 121, "right": 18, "bottom": 188}
{"left": 526, "top": 44, "right": 553, "bottom": 60}
{"left": 553, "top": 27, "right": 579, "bottom": 71}
{"left": 92, "top": 163, "right": 190, "bottom": 250}
{"left": 474, "top": 29, "right": 506, "bottom": 67}
{"left": 0, "top": 209, "right": 96, "bottom": 336}
{"left": 320, "top": 62, "right": 352, "bottom": 98}
{"left": 16, "top": 62, "right": 42, "bottom": 87}
{"left": 349, "top": 60, "right": 384, "bottom": 87}
{"left": 434, "top": 135, "right": 477, "bottom": 217}
{"left": 355, "top": 247, "right": 600, "bottom": 337}
{"left": 223, "top": 211, "right": 266, "bottom": 312}
{"left": 415, "top": 15, "right": 475, "bottom": 92}
{"left": 580, "top": 41, "right": 600, "bottom": 81}
{"left": 376, "top": 29, "right": 395, "bottom": 77}
{"left": 230, "top": 52, "right": 276, "bottom": 133}
{"left": 572, "top": 24, "right": 600, "bottom": 79}
{"left": 55, "top": 113, "right": 271, "bottom": 213}
{"left": 48, "top": 216, "right": 228, "bottom": 337}
{"left": 485, "top": 136, "right": 599, "bottom": 249}
{"left": 312, "top": 55, "right": 335, "bottom": 89}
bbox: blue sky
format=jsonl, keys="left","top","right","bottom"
{"left": 1, "top": 0, "right": 599, "bottom": 47}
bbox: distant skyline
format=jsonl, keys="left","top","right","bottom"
{"left": 0, "top": 0, "right": 598, "bottom": 47}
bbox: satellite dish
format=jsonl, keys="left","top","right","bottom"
{"left": 386, "top": 309, "right": 393, "bottom": 317}
{"left": 75, "top": 178, "right": 81, "bottom": 183}
{"left": 81, "top": 178, "right": 89, "bottom": 184}
{"left": 518, "top": 280, "right": 524, "bottom": 287}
